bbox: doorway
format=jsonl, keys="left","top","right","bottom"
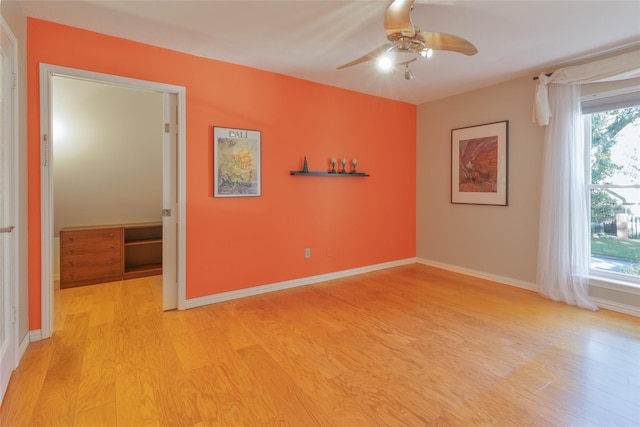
{"left": 40, "top": 65, "right": 186, "bottom": 339}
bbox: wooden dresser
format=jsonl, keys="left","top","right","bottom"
{"left": 60, "top": 225, "right": 122, "bottom": 288}
{"left": 59, "top": 223, "right": 162, "bottom": 288}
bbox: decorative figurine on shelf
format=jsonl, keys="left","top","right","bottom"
{"left": 302, "top": 156, "right": 309, "bottom": 173}
{"left": 351, "top": 158, "right": 358, "bottom": 174}
{"left": 330, "top": 158, "right": 337, "bottom": 173}
{"left": 340, "top": 158, "right": 347, "bottom": 174}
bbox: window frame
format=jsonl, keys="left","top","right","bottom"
{"left": 582, "top": 85, "right": 640, "bottom": 287}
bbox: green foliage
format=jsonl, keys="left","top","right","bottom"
{"left": 592, "top": 236, "right": 640, "bottom": 278}
{"left": 591, "top": 107, "right": 640, "bottom": 183}
{"left": 591, "top": 236, "right": 640, "bottom": 261}
{"left": 590, "top": 107, "right": 640, "bottom": 222}
{"left": 591, "top": 189, "right": 621, "bottom": 224}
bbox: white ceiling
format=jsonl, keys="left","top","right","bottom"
{"left": 15, "top": 0, "right": 640, "bottom": 104}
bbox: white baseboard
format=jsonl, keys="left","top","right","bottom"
{"left": 184, "top": 258, "right": 417, "bottom": 309}
{"left": 591, "top": 297, "right": 640, "bottom": 317}
{"left": 417, "top": 258, "right": 640, "bottom": 317}
{"left": 416, "top": 258, "right": 539, "bottom": 292}
{"left": 18, "top": 332, "right": 29, "bottom": 361}
{"left": 29, "top": 329, "right": 42, "bottom": 342}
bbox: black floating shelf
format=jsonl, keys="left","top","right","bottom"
{"left": 290, "top": 171, "right": 369, "bottom": 177}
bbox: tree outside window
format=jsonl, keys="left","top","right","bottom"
{"left": 588, "top": 105, "right": 640, "bottom": 279}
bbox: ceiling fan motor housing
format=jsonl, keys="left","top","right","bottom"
{"left": 395, "top": 36, "right": 425, "bottom": 53}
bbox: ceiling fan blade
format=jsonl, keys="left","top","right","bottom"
{"left": 384, "top": 0, "right": 416, "bottom": 38}
{"left": 417, "top": 31, "right": 478, "bottom": 56}
{"left": 336, "top": 44, "right": 393, "bottom": 69}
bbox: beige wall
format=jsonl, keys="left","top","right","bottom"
{"left": 52, "top": 77, "right": 163, "bottom": 235}
{"left": 417, "top": 73, "right": 640, "bottom": 313}
{"left": 417, "top": 76, "right": 545, "bottom": 285}
{"left": 1, "top": 1, "right": 29, "bottom": 345}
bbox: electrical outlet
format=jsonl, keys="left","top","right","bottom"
{"left": 304, "top": 248, "right": 311, "bottom": 258}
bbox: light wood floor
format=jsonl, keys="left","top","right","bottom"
{"left": 1, "top": 264, "right": 639, "bottom": 426}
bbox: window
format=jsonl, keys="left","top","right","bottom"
{"left": 583, "top": 87, "right": 640, "bottom": 283}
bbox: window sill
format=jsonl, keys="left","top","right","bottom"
{"left": 588, "top": 272, "right": 640, "bottom": 293}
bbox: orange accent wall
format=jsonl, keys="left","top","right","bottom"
{"left": 27, "top": 18, "right": 416, "bottom": 330}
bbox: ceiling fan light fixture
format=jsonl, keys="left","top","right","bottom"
{"left": 420, "top": 48, "right": 433, "bottom": 58}
{"left": 377, "top": 56, "right": 393, "bottom": 71}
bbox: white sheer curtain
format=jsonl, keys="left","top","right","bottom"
{"left": 534, "top": 49, "right": 640, "bottom": 310}
{"left": 537, "top": 84, "right": 597, "bottom": 309}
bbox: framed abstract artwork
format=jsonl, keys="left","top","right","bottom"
{"left": 213, "top": 126, "right": 261, "bottom": 197}
{"left": 451, "top": 120, "right": 508, "bottom": 206}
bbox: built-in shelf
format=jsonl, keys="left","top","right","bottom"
{"left": 290, "top": 171, "right": 369, "bottom": 177}
{"left": 123, "top": 223, "right": 162, "bottom": 280}
{"left": 124, "top": 238, "right": 162, "bottom": 246}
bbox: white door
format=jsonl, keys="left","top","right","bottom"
{"left": 0, "top": 19, "right": 18, "bottom": 403}
{"left": 162, "top": 92, "right": 178, "bottom": 310}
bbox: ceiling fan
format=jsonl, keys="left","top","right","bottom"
{"left": 337, "top": 0, "right": 477, "bottom": 72}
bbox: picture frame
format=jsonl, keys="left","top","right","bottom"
{"left": 451, "top": 120, "right": 508, "bottom": 206}
{"left": 214, "top": 126, "right": 261, "bottom": 197}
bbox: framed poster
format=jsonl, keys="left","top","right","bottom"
{"left": 451, "top": 120, "right": 508, "bottom": 206}
{"left": 214, "top": 127, "right": 261, "bottom": 197}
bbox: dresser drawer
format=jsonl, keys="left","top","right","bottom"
{"left": 61, "top": 251, "right": 121, "bottom": 268}
{"left": 61, "top": 263, "right": 122, "bottom": 284}
{"left": 61, "top": 240, "right": 121, "bottom": 256}
{"left": 61, "top": 228, "right": 121, "bottom": 245}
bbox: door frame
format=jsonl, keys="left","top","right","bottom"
{"left": 0, "top": 17, "right": 20, "bottom": 402}
{"left": 39, "top": 64, "right": 187, "bottom": 339}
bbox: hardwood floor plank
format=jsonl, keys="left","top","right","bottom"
{"left": 88, "top": 282, "right": 117, "bottom": 327}
{"left": 150, "top": 370, "right": 203, "bottom": 427}
{"left": 280, "top": 355, "right": 382, "bottom": 426}
{"left": 236, "top": 344, "right": 336, "bottom": 426}
{"left": 329, "top": 370, "right": 435, "bottom": 427}
{"left": 75, "top": 367, "right": 116, "bottom": 416}
{"left": 29, "top": 374, "right": 81, "bottom": 427}
{"left": 45, "top": 312, "right": 91, "bottom": 381}
{"left": 0, "top": 340, "right": 55, "bottom": 426}
{"left": 115, "top": 370, "right": 159, "bottom": 427}
{"left": 73, "top": 402, "right": 117, "bottom": 427}
{"left": 187, "top": 362, "right": 279, "bottom": 426}
{"left": 281, "top": 326, "right": 350, "bottom": 379}
{"left": 231, "top": 297, "right": 307, "bottom": 362}
{"left": 2, "top": 264, "right": 639, "bottom": 426}
{"left": 203, "top": 303, "right": 261, "bottom": 351}
{"left": 163, "top": 312, "right": 212, "bottom": 372}
{"left": 74, "top": 323, "right": 117, "bottom": 413}
{"left": 184, "top": 364, "right": 238, "bottom": 426}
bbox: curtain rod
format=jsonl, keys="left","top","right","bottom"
{"left": 533, "top": 73, "right": 553, "bottom": 80}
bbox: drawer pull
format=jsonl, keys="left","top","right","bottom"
{"left": 69, "top": 236, "right": 74, "bottom": 241}
{"left": 109, "top": 233, "right": 114, "bottom": 237}
{"left": 69, "top": 248, "right": 74, "bottom": 253}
